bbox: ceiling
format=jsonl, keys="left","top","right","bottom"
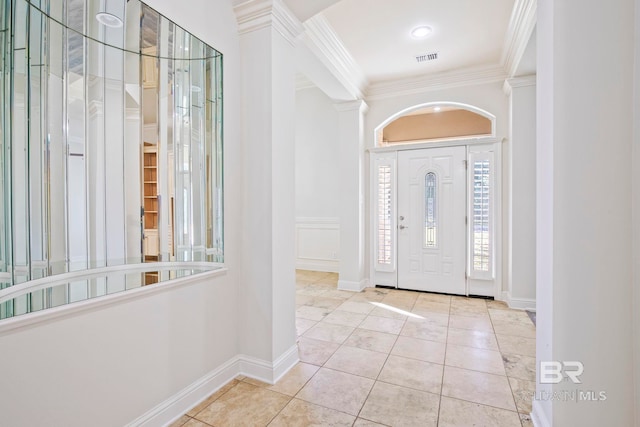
{"left": 285, "top": 0, "right": 535, "bottom": 97}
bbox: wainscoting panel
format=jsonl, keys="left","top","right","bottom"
{"left": 295, "top": 217, "right": 340, "bottom": 273}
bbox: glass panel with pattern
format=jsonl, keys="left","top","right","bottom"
{"left": 377, "top": 165, "right": 392, "bottom": 265}
{"left": 424, "top": 172, "right": 437, "bottom": 248}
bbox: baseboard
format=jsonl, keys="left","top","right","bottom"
{"left": 129, "top": 345, "right": 299, "bottom": 427}
{"left": 338, "top": 278, "right": 369, "bottom": 292}
{"left": 295, "top": 260, "right": 339, "bottom": 273}
{"left": 239, "top": 344, "right": 299, "bottom": 384}
{"left": 271, "top": 345, "right": 300, "bottom": 383}
{"left": 531, "top": 399, "right": 551, "bottom": 427}
{"left": 501, "top": 291, "right": 536, "bottom": 311}
{"left": 127, "top": 355, "right": 241, "bottom": 427}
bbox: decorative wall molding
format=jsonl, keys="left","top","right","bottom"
{"left": 501, "top": 0, "right": 537, "bottom": 77}
{"left": 233, "top": 0, "right": 303, "bottom": 46}
{"left": 365, "top": 65, "right": 508, "bottom": 101}
{"left": 334, "top": 99, "right": 368, "bottom": 114}
{"left": 295, "top": 217, "right": 340, "bottom": 273}
{"left": 503, "top": 74, "right": 537, "bottom": 95}
{"left": 294, "top": 0, "right": 534, "bottom": 101}
{"left": 295, "top": 72, "right": 316, "bottom": 91}
{"left": 296, "top": 217, "right": 340, "bottom": 225}
{"left": 302, "top": 14, "right": 368, "bottom": 100}
{"left": 128, "top": 345, "right": 299, "bottom": 427}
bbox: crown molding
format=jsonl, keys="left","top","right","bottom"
{"left": 365, "top": 65, "right": 508, "bottom": 101}
{"left": 295, "top": 73, "right": 316, "bottom": 91}
{"left": 503, "top": 74, "right": 537, "bottom": 95}
{"left": 334, "top": 99, "right": 368, "bottom": 114}
{"left": 302, "top": 14, "right": 368, "bottom": 100}
{"left": 501, "top": 0, "right": 537, "bottom": 77}
{"left": 233, "top": 0, "right": 302, "bottom": 46}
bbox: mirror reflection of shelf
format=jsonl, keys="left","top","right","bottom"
{"left": 143, "top": 144, "right": 159, "bottom": 271}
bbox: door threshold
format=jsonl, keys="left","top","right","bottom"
{"left": 374, "top": 285, "right": 494, "bottom": 300}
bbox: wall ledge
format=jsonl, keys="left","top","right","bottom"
{"left": 0, "top": 265, "right": 228, "bottom": 336}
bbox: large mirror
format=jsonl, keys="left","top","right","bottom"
{"left": 0, "top": 0, "right": 224, "bottom": 293}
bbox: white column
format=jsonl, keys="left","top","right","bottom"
{"left": 335, "top": 100, "right": 368, "bottom": 291}
{"left": 535, "top": 0, "right": 636, "bottom": 425}
{"left": 234, "top": 0, "right": 301, "bottom": 378}
{"left": 504, "top": 76, "right": 536, "bottom": 310}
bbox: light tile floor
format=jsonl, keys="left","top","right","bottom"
{"left": 172, "top": 270, "right": 536, "bottom": 427}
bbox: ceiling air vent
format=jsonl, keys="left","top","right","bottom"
{"left": 416, "top": 52, "right": 438, "bottom": 63}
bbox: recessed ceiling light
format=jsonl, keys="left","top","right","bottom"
{"left": 96, "top": 12, "right": 123, "bottom": 28}
{"left": 411, "top": 26, "right": 433, "bottom": 39}
{"left": 434, "top": 106, "right": 441, "bottom": 112}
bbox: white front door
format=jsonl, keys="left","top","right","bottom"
{"left": 397, "top": 146, "right": 467, "bottom": 294}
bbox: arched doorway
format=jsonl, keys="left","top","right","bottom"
{"left": 370, "top": 102, "right": 501, "bottom": 298}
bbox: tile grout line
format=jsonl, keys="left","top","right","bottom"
{"left": 488, "top": 302, "right": 527, "bottom": 427}
{"left": 436, "top": 298, "right": 452, "bottom": 426}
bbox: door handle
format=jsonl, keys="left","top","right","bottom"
{"left": 399, "top": 225, "right": 408, "bottom": 230}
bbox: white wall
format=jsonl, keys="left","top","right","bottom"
{"left": 507, "top": 78, "right": 536, "bottom": 310}
{"left": 0, "top": 274, "right": 238, "bottom": 427}
{"left": 295, "top": 87, "right": 341, "bottom": 272}
{"left": 0, "top": 0, "right": 243, "bottom": 425}
{"left": 634, "top": 1, "right": 640, "bottom": 422}
{"left": 235, "top": 0, "right": 299, "bottom": 372}
{"left": 535, "top": 0, "right": 636, "bottom": 425}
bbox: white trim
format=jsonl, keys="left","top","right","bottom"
{"left": 127, "top": 355, "right": 241, "bottom": 427}
{"left": 295, "top": 217, "right": 340, "bottom": 273}
{"left": 503, "top": 74, "right": 537, "bottom": 96}
{"left": 0, "top": 262, "right": 223, "bottom": 304}
{"left": 295, "top": 73, "right": 315, "bottom": 91}
{"left": 296, "top": 261, "right": 338, "bottom": 273}
{"left": 338, "top": 278, "right": 368, "bottom": 292}
{"left": 334, "top": 99, "right": 368, "bottom": 114}
{"left": 271, "top": 344, "right": 300, "bottom": 384}
{"left": 128, "top": 345, "right": 299, "bottom": 427}
{"left": 508, "top": 295, "right": 537, "bottom": 311}
{"left": 365, "top": 65, "right": 507, "bottom": 101}
{"left": 501, "top": 291, "right": 536, "bottom": 311}
{"left": 296, "top": 217, "right": 339, "bottom": 225}
{"left": 373, "top": 102, "right": 497, "bottom": 148}
{"left": 369, "top": 137, "right": 502, "bottom": 154}
{"left": 302, "top": 14, "right": 368, "bottom": 100}
{"left": 531, "top": 399, "right": 552, "bottom": 427}
{"left": 233, "top": 0, "right": 302, "bottom": 46}
{"left": 501, "top": 0, "right": 537, "bottom": 77}
{"left": 0, "top": 265, "right": 227, "bottom": 336}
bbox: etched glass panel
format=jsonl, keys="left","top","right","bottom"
{"left": 377, "top": 165, "right": 392, "bottom": 265}
{"left": 424, "top": 172, "right": 437, "bottom": 248}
